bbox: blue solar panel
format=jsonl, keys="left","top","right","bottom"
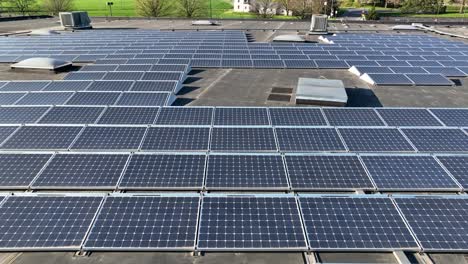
{"left": 116, "top": 93, "right": 169, "bottom": 106}
{"left": 15, "top": 92, "right": 73, "bottom": 105}
{"left": 405, "top": 74, "right": 453, "bottom": 86}
{"left": 97, "top": 107, "right": 159, "bottom": 125}
{"left": 376, "top": 108, "right": 443, "bottom": 127}
{"left": 339, "top": 128, "right": 415, "bottom": 152}
{"left": 155, "top": 107, "right": 213, "bottom": 125}
{"left": 44, "top": 81, "right": 92, "bottom": 91}
{"left": 64, "top": 72, "right": 106, "bottom": 81}
{"left": 131, "top": 81, "right": 178, "bottom": 92}
{"left": 324, "top": 108, "right": 385, "bottom": 126}
{"left": 276, "top": 128, "right": 346, "bottom": 152}
{"left": 66, "top": 92, "right": 120, "bottom": 105}
{"left": 84, "top": 195, "right": 199, "bottom": 250}
{"left": 214, "top": 108, "right": 269, "bottom": 126}
{"left": 39, "top": 106, "right": 104, "bottom": 124}
{"left": 1, "top": 126, "right": 81, "bottom": 150}
{"left": 0, "top": 154, "right": 51, "bottom": 188}
{"left": 210, "top": 127, "right": 277, "bottom": 152}
{"left": 0, "top": 81, "right": 50, "bottom": 92}
{"left": 437, "top": 156, "right": 468, "bottom": 189}
{"left": 0, "top": 107, "right": 49, "bottom": 124}
{"left": 71, "top": 126, "right": 146, "bottom": 150}
{"left": 300, "top": 196, "right": 419, "bottom": 250}
{"left": 402, "top": 128, "right": 468, "bottom": 152}
{"left": 430, "top": 109, "right": 468, "bottom": 127}
{"left": 269, "top": 108, "right": 327, "bottom": 126}
{"left": 141, "top": 127, "right": 210, "bottom": 151}
{"left": 86, "top": 81, "right": 134, "bottom": 92}
{"left": 197, "top": 195, "right": 307, "bottom": 250}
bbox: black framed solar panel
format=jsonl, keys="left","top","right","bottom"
{"left": 437, "top": 156, "right": 468, "bottom": 188}
{"left": 0, "top": 126, "right": 81, "bottom": 150}
{"left": 115, "top": 92, "right": 169, "bottom": 106}
{"left": 66, "top": 92, "right": 121, "bottom": 105}
{"left": 119, "top": 154, "right": 205, "bottom": 190}
{"left": 197, "top": 195, "right": 307, "bottom": 250}
{"left": 0, "top": 107, "right": 49, "bottom": 124}
{"left": 285, "top": 155, "right": 374, "bottom": 190}
{"left": 299, "top": 196, "right": 419, "bottom": 250}
{"left": 394, "top": 196, "right": 468, "bottom": 251}
{"left": 86, "top": 81, "right": 134, "bottom": 92}
{"left": 405, "top": 74, "right": 453, "bottom": 86}
{"left": 205, "top": 154, "right": 288, "bottom": 190}
{"left": 389, "top": 67, "right": 428, "bottom": 74}
{"left": 0, "top": 195, "right": 103, "bottom": 250}
{"left": 0, "top": 154, "right": 51, "bottom": 188}
{"left": 276, "top": 128, "right": 346, "bottom": 152}
{"left": 83, "top": 195, "right": 199, "bottom": 250}
{"left": 210, "top": 127, "right": 277, "bottom": 152}
{"left": 38, "top": 106, "right": 104, "bottom": 124}
{"left": 43, "top": 81, "right": 92, "bottom": 91}
{"left": 323, "top": 108, "right": 385, "bottom": 126}
{"left": 430, "top": 109, "right": 468, "bottom": 127}
{"left": 131, "top": 81, "right": 178, "bottom": 92}
{"left": 314, "top": 60, "right": 349, "bottom": 69}
{"left": 141, "top": 127, "right": 210, "bottom": 151}
{"left": 97, "top": 107, "right": 159, "bottom": 125}
{"left": 362, "top": 155, "right": 460, "bottom": 191}
{"left": 283, "top": 60, "right": 317, "bottom": 69}
{"left": 402, "top": 128, "right": 468, "bottom": 152}
{"left": 0, "top": 81, "right": 50, "bottom": 92}
{"left": 63, "top": 72, "right": 106, "bottom": 81}
{"left": 15, "top": 92, "right": 73, "bottom": 105}
{"left": 269, "top": 108, "right": 327, "bottom": 126}
{"left": 80, "top": 65, "right": 118, "bottom": 72}
{"left": 214, "top": 107, "right": 269, "bottom": 126}
{"left": 32, "top": 154, "right": 129, "bottom": 189}
{"left": 339, "top": 128, "right": 415, "bottom": 152}
{"left": 422, "top": 67, "right": 466, "bottom": 77}
{"left": 155, "top": 107, "right": 213, "bottom": 126}
{"left": 71, "top": 126, "right": 146, "bottom": 150}
{"left": 364, "top": 73, "right": 413, "bottom": 86}
{"left": 376, "top": 108, "right": 443, "bottom": 127}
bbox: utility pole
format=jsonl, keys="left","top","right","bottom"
{"left": 107, "top": 2, "right": 114, "bottom": 17}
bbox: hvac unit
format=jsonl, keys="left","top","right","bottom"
{"left": 59, "top": 12, "right": 92, "bottom": 29}
{"left": 309, "top": 15, "right": 328, "bottom": 34}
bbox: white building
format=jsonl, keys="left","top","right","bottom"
{"left": 233, "top": 0, "right": 252, "bottom": 13}
{"left": 233, "top": 0, "right": 292, "bottom": 16}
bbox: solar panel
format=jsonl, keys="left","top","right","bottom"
{"left": 119, "top": 154, "right": 205, "bottom": 190}
{"left": 408, "top": 61, "right": 442, "bottom": 67}
{"left": 394, "top": 196, "right": 468, "bottom": 251}
{"left": 197, "top": 195, "right": 307, "bottom": 250}
{"left": 314, "top": 60, "right": 349, "bottom": 69}
{"left": 116, "top": 64, "right": 152, "bottom": 72}
{"left": 363, "top": 73, "right": 413, "bottom": 86}
{"left": 362, "top": 155, "right": 459, "bottom": 191}
{"left": 402, "top": 128, "right": 468, "bottom": 152}
{"left": 63, "top": 72, "right": 106, "bottom": 81}
{"left": 0, "top": 195, "right": 102, "bottom": 249}
{"left": 437, "top": 156, "right": 468, "bottom": 188}
{"left": 1, "top": 126, "right": 81, "bottom": 150}
{"left": 323, "top": 108, "right": 385, "bottom": 126}
{"left": 0, "top": 107, "right": 49, "bottom": 124}
{"left": 389, "top": 67, "right": 428, "bottom": 74}
{"left": 43, "top": 81, "right": 92, "bottom": 91}
{"left": 86, "top": 81, "right": 134, "bottom": 91}
{"left": 141, "top": 71, "right": 183, "bottom": 81}
{"left": 210, "top": 127, "right": 277, "bottom": 152}
{"left": 32, "top": 154, "right": 129, "bottom": 188}
{"left": 97, "top": 107, "right": 159, "bottom": 125}
{"left": 0, "top": 81, "right": 50, "bottom": 92}
{"left": 0, "top": 93, "right": 26, "bottom": 105}
{"left": 155, "top": 107, "right": 213, "bottom": 125}
{"left": 214, "top": 107, "right": 269, "bottom": 126}
{"left": 422, "top": 67, "right": 466, "bottom": 77}
{"left": 252, "top": 60, "right": 284, "bottom": 68}
{"left": 103, "top": 71, "right": 144, "bottom": 81}
{"left": 376, "top": 108, "right": 442, "bottom": 127}
{"left": 275, "top": 128, "right": 346, "bottom": 152}
{"left": 221, "top": 59, "right": 253, "bottom": 68}
{"left": 206, "top": 154, "right": 288, "bottom": 190}
{"left": 80, "top": 65, "right": 118, "bottom": 72}
{"left": 405, "top": 74, "right": 453, "bottom": 86}
{"left": 15, "top": 92, "right": 73, "bottom": 105}
{"left": 71, "top": 126, "right": 146, "bottom": 150}
{"left": 430, "top": 109, "right": 468, "bottom": 127}
{"left": 0, "top": 154, "right": 51, "bottom": 188}
{"left": 116, "top": 93, "right": 169, "bottom": 106}
{"left": 141, "top": 127, "right": 210, "bottom": 151}
{"left": 376, "top": 60, "right": 410, "bottom": 67}
{"left": 131, "top": 81, "right": 178, "bottom": 92}
{"left": 151, "top": 64, "right": 188, "bottom": 72}
{"left": 300, "top": 196, "right": 419, "bottom": 250}
{"left": 283, "top": 60, "right": 317, "bottom": 69}
{"left": 191, "top": 59, "right": 221, "bottom": 67}
{"left": 285, "top": 155, "right": 373, "bottom": 190}
{"left": 83, "top": 195, "right": 199, "bottom": 250}
{"left": 66, "top": 92, "right": 120, "bottom": 105}
{"left": 39, "top": 106, "right": 104, "bottom": 124}
{"left": 339, "top": 128, "right": 415, "bottom": 152}
{"left": 269, "top": 108, "right": 326, "bottom": 126}
{"left": 346, "top": 60, "right": 379, "bottom": 67}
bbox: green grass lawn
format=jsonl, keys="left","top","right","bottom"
{"left": 340, "top": 4, "right": 468, "bottom": 18}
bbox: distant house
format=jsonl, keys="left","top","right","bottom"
{"left": 233, "top": 0, "right": 292, "bottom": 16}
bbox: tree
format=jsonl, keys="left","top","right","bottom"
{"left": 44, "top": 0, "right": 73, "bottom": 15}
{"left": 9, "top": 0, "right": 36, "bottom": 16}
{"left": 290, "top": 0, "right": 314, "bottom": 19}
{"left": 253, "top": 0, "right": 276, "bottom": 18}
{"left": 136, "top": 0, "right": 169, "bottom": 17}
{"left": 276, "top": 0, "right": 293, "bottom": 15}
{"left": 460, "top": 0, "right": 465, "bottom": 13}
{"left": 177, "top": 0, "right": 204, "bottom": 18}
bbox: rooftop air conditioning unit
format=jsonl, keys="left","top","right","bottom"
{"left": 60, "top": 11, "right": 92, "bottom": 29}
{"left": 309, "top": 15, "right": 328, "bottom": 34}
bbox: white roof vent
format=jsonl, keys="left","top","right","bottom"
{"left": 28, "top": 29, "right": 60, "bottom": 36}
{"left": 191, "top": 20, "right": 221, "bottom": 26}
{"left": 273, "top": 35, "right": 305, "bottom": 42}
{"left": 11, "top": 57, "right": 72, "bottom": 71}
{"left": 60, "top": 11, "right": 92, "bottom": 29}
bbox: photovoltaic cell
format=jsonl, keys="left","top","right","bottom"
{"left": 33, "top": 154, "right": 129, "bottom": 188}
{"left": 64, "top": 72, "right": 106, "bottom": 81}
{"left": 0, "top": 93, "right": 26, "bottom": 105}
{"left": 0, "top": 107, "right": 49, "bottom": 124}
{"left": 0, "top": 154, "right": 51, "bottom": 188}
{"left": 314, "top": 60, "right": 349, "bottom": 69}
{"left": 155, "top": 107, "right": 213, "bottom": 125}
{"left": 430, "top": 109, "right": 468, "bottom": 127}
{"left": 141, "top": 72, "right": 183, "bottom": 81}
{"left": 437, "top": 156, "right": 468, "bottom": 188}
{"left": 131, "top": 81, "right": 177, "bottom": 92}
{"left": 119, "top": 154, "right": 205, "bottom": 189}
{"left": 339, "top": 128, "right": 415, "bottom": 152}
{"left": 283, "top": 60, "right": 316, "bottom": 69}
{"left": 376, "top": 108, "right": 442, "bottom": 127}
{"left": 86, "top": 81, "right": 134, "bottom": 92}
{"left": 43, "top": 81, "right": 92, "bottom": 91}
{"left": 269, "top": 108, "right": 327, "bottom": 126}
{"left": 389, "top": 67, "right": 428, "bottom": 74}
{"left": 405, "top": 74, "right": 453, "bottom": 86}
{"left": 276, "top": 128, "right": 346, "bottom": 152}
{"left": 285, "top": 155, "right": 373, "bottom": 190}
{"left": 394, "top": 196, "right": 468, "bottom": 251}
{"left": 198, "top": 196, "right": 307, "bottom": 250}
{"left": 214, "top": 108, "right": 269, "bottom": 126}
{"left": 0, "top": 196, "right": 102, "bottom": 249}
{"left": 362, "top": 155, "right": 459, "bottom": 190}
{"left": 206, "top": 155, "right": 288, "bottom": 189}
{"left": 402, "top": 128, "right": 468, "bottom": 152}
{"left": 0, "top": 81, "right": 50, "bottom": 92}
{"left": 39, "top": 107, "right": 104, "bottom": 124}
{"left": 15, "top": 92, "right": 72, "bottom": 105}
{"left": 72, "top": 126, "right": 146, "bottom": 150}
{"left": 323, "top": 108, "right": 385, "bottom": 126}
{"left": 141, "top": 127, "right": 210, "bottom": 151}
{"left": 84, "top": 196, "right": 199, "bottom": 250}
{"left": 210, "top": 127, "right": 277, "bottom": 152}
{"left": 1, "top": 126, "right": 81, "bottom": 150}
{"left": 300, "top": 196, "right": 419, "bottom": 250}
{"left": 103, "top": 71, "right": 144, "bottom": 81}
{"left": 365, "top": 73, "right": 413, "bottom": 86}
{"left": 115, "top": 93, "right": 169, "bottom": 106}
{"left": 97, "top": 107, "right": 159, "bottom": 125}
{"left": 423, "top": 67, "right": 466, "bottom": 77}
{"left": 66, "top": 92, "right": 120, "bottom": 105}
